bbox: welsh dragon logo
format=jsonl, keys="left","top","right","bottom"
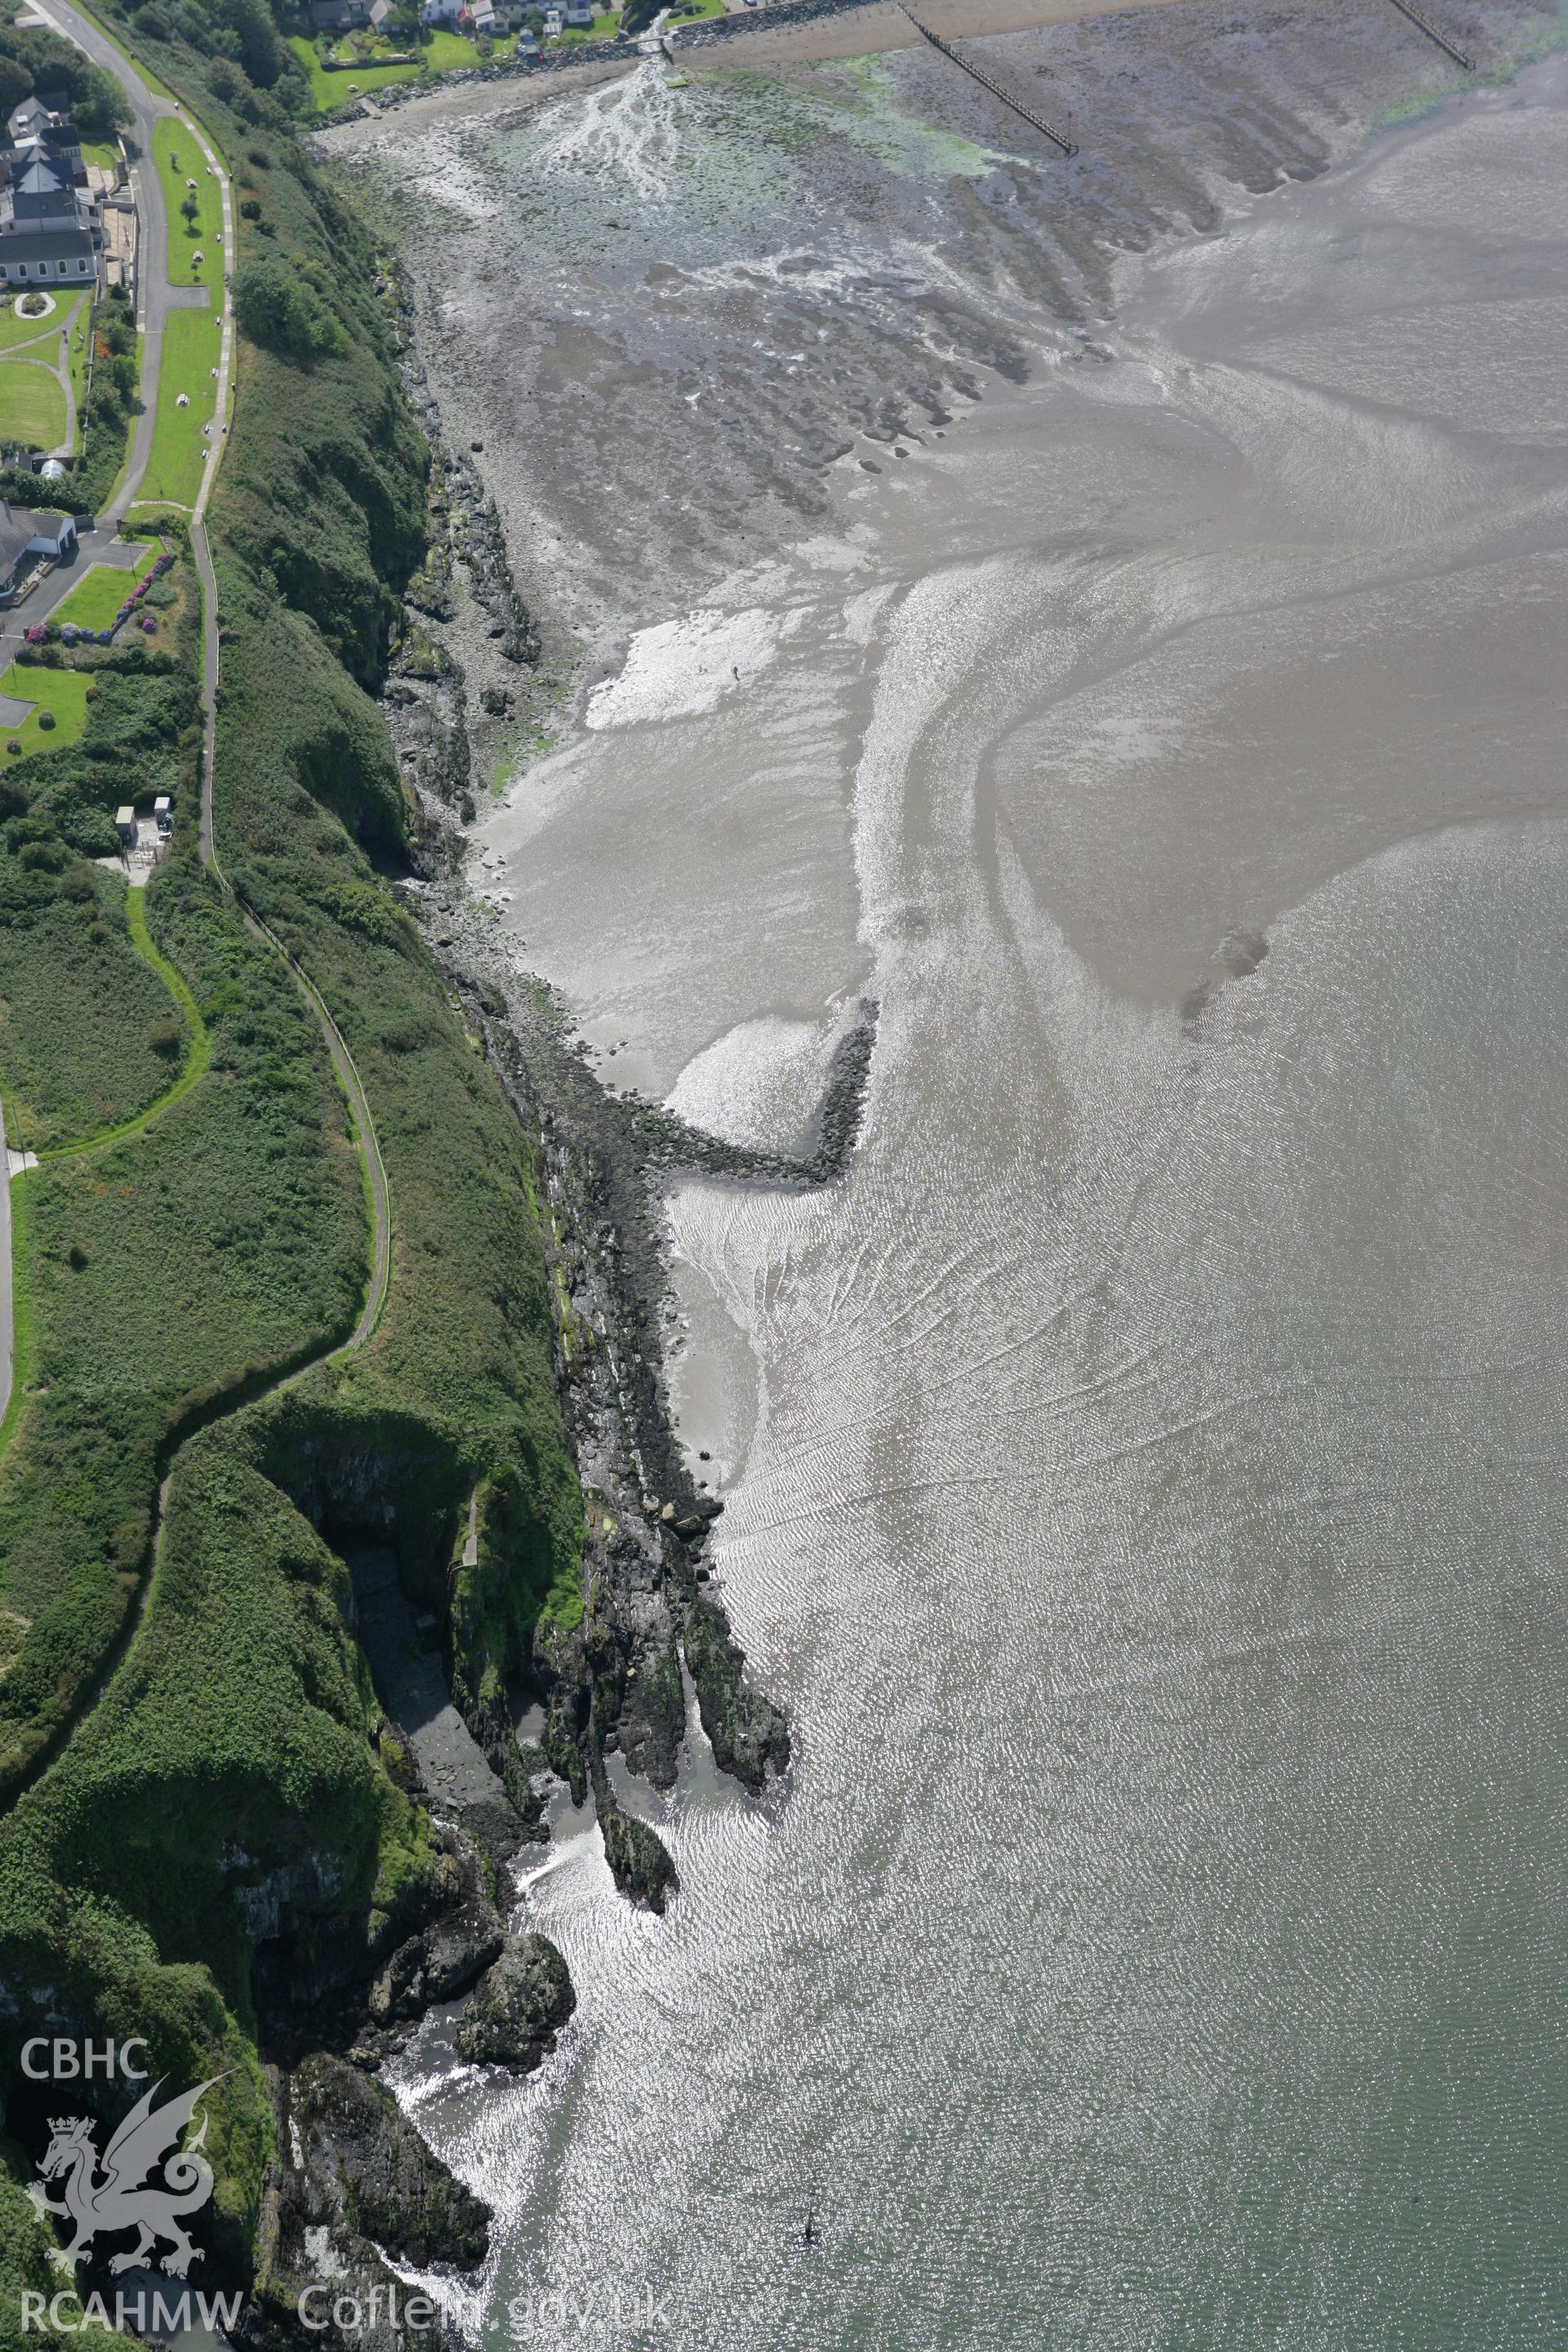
{"left": 26, "top": 2077, "right": 224, "bottom": 2278}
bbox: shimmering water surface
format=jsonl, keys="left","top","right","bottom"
{"left": 351, "top": 19, "right": 1568, "bottom": 2348}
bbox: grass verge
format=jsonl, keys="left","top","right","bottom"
{"left": 139, "top": 305, "right": 222, "bottom": 508}
{"left": 154, "top": 118, "right": 219, "bottom": 288}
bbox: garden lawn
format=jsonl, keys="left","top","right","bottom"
{"left": 78, "top": 136, "right": 123, "bottom": 172}
{"left": 421, "top": 29, "right": 481, "bottom": 69}
{"left": 154, "top": 120, "right": 219, "bottom": 287}
{"left": 0, "top": 297, "right": 65, "bottom": 354}
{"left": 287, "top": 32, "right": 417, "bottom": 109}
{"left": 0, "top": 664, "right": 91, "bottom": 758}
{"left": 0, "top": 361, "right": 64, "bottom": 455}
{"left": 50, "top": 546, "right": 158, "bottom": 634}
{"left": 138, "top": 305, "right": 221, "bottom": 507}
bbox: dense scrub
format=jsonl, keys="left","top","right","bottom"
{"left": 0, "top": 0, "right": 580, "bottom": 2328}
{"left": 0, "top": 844, "right": 176, "bottom": 1150}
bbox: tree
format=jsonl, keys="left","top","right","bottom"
{"left": 212, "top": 0, "right": 286, "bottom": 88}
{"left": 232, "top": 253, "right": 347, "bottom": 364}
{"left": 74, "top": 62, "right": 134, "bottom": 137}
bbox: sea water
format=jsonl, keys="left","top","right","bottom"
{"left": 350, "top": 20, "right": 1568, "bottom": 2347}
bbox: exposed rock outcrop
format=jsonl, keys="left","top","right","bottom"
{"left": 247, "top": 2056, "right": 489, "bottom": 2352}
{"left": 366, "top": 1827, "right": 504, "bottom": 2029}
{"left": 455, "top": 1934, "right": 575, "bottom": 2074}
{"left": 599, "top": 1803, "right": 679, "bottom": 1916}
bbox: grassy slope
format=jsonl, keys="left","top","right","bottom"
{"left": 0, "top": 2, "right": 581, "bottom": 2323}
{"left": 0, "top": 849, "right": 365, "bottom": 1778}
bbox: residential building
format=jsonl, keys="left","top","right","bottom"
{"left": 0, "top": 503, "right": 78, "bottom": 601}
{"left": 6, "top": 98, "right": 52, "bottom": 143}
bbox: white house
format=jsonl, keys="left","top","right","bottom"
{"left": 419, "top": 0, "right": 463, "bottom": 23}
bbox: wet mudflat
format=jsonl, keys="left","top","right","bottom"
{"left": 333, "top": 11, "right": 1568, "bottom": 2345}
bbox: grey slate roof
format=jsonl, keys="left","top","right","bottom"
{"left": 0, "top": 225, "right": 95, "bottom": 263}
{"left": 0, "top": 512, "right": 34, "bottom": 577}
{"left": 6, "top": 100, "right": 51, "bottom": 140}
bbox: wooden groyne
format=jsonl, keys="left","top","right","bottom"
{"left": 901, "top": 6, "right": 1079, "bottom": 155}
{"left": 1383, "top": 0, "right": 1473, "bottom": 69}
